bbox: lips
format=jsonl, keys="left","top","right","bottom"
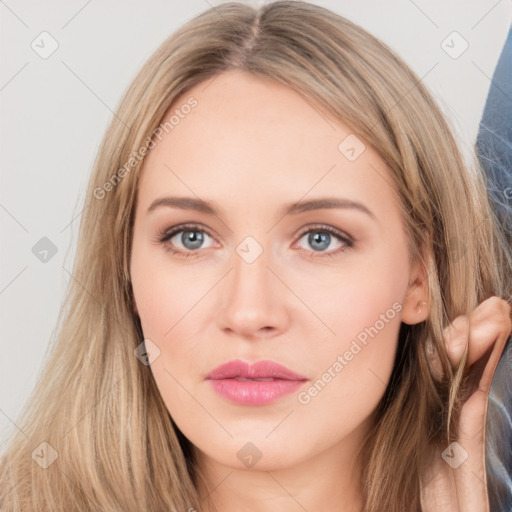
{"left": 206, "top": 359, "right": 308, "bottom": 405}
{"left": 206, "top": 359, "right": 308, "bottom": 381}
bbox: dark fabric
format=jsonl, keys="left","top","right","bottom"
{"left": 476, "top": 26, "right": 512, "bottom": 241}
{"left": 476, "top": 24, "right": 512, "bottom": 512}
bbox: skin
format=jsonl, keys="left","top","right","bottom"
{"left": 422, "top": 297, "right": 511, "bottom": 512}
{"left": 129, "top": 70, "right": 510, "bottom": 511}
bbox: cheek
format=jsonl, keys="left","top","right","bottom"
{"left": 298, "top": 252, "right": 408, "bottom": 345}
{"left": 131, "top": 248, "right": 205, "bottom": 340}
{"left": 293, "top": 251, "right": 407, "bottom": 409}
{"left": 294, "top": 290, "right": 402, "bottom": 443}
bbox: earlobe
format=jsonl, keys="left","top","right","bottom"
{"left": 401, "top": 259, "right": 430, "bottom": 325}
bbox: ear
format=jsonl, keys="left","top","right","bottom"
{"left": 401, "top": 256, "right": 430, "bottom": 325}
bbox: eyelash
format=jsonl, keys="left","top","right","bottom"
{"left": 154, "top": 222, "right": 355, "bottom": 259}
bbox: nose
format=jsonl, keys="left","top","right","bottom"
{"left": 216, "top": 242, "right": 290, "bottom": 340}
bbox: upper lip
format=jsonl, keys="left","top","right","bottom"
{"left": 206, "top": 359, "right": 308, "bottom": 381}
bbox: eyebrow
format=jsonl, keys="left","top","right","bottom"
{"left": 146, "top": 196, "right": 376, "bottom": 221}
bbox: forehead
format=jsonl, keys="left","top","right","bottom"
{"left": 137, "top": 70, "right": 397, "bottom": 217}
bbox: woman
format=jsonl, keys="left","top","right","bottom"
{"left": 1, "top": 2, "right": 511, "bottom": 511}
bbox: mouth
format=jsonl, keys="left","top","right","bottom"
{"left": 232, "top": 377, "right": 276, "bottom": 381}
{"left": 206, "top": 359, "right": 308, "bottom": 381}
{"left": 206, "top": 359, "right": 308, "bottom": 405}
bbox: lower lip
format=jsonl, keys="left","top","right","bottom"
{"left": 207, "top": 378, "right": 305, "bottom": 405}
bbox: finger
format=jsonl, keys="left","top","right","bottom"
{"left": 427, "top": 316, "right": 469, "bottom": 382}
{"left": 466, "top": 297, "right": 511, "bottom": 391}
{"left": 443, "top": 315, "right": 469, "bottom": 368}
{"left": 437, "top": 297, "right": 511, "bottom": 382}
{"left": 426, "top": 339, "right": 443, "bottom": 382}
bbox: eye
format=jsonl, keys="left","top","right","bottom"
{"left": 154, "top": 223, "right": 216, "bottom": 258}
{"left": 154, "top": 223, "right": 355, "bottom": 259}
{"left": 294, "top": 224, "right": 354, "bottom": 257}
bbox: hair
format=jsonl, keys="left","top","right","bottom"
{"left": 1, "top": 2, "right": 511, "bottom": 511}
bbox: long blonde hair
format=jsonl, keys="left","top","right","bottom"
{"left": 2, "top": 2, "right": 511, "bottom": 511}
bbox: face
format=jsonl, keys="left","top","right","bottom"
{"left": 130, "top": 70, "right": 428, "bottom": 474}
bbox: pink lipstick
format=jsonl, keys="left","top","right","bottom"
{"left": 206, "top": 359, "right": 308, "bottom": 405}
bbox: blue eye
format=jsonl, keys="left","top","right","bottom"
{"left": 155, "top": 223, "right": 355, "bottom": 259}
{"left": 157, "top": 224, "right": 214, "bottom": 256}
{"left": 295, "top": 225, "right": 354, "bottom": 256}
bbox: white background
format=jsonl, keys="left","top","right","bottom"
{"left": 1, "top": 0, "right": 511, "bottom": 452}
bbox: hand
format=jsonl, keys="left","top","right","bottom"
{"left": 421, "top": 296, "right": 512, "bottom": 512}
